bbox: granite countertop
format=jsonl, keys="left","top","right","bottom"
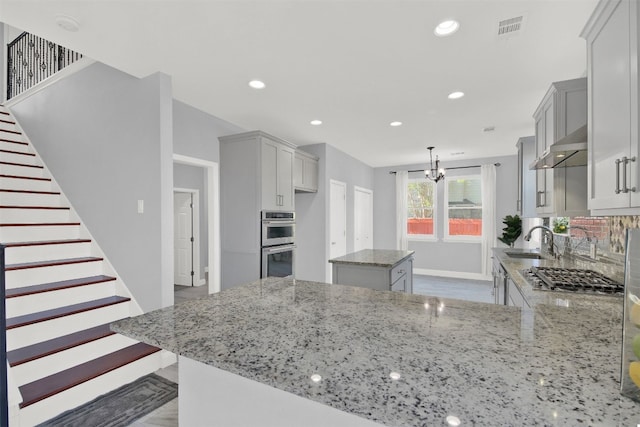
{"left": 112, "top": 276, "right": 640, "bottom": 426}
{"left": 328, "top": 249, "right": 414, "bottom": 267}
{"left": 492, "top": 247, "right": 625, "bottom": 309}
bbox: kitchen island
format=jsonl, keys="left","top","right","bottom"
{"left": 329, "top": 249, "right": 414, "bottom": 293}
{"left": 112, "top": 276, "right": 640, "bottom": 426}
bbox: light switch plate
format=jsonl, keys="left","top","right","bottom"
{"left": 137, "top": 199, "right": 144, "bottom": 214}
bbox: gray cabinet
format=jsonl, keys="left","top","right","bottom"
{"left": 331, "top": 256, "right": 413, "bottom": 293}
{"left": 582, "top": 0, "right": 640, "bottom": 214}
{"left": 532, "top": 78, "right": 588, "bottom": 217}
{"left": 516, "top": 136, "right": 536, "bottom": 218}
{"left": 262, "top": 138, "right": 295, "bottom": 211}
{"left": 294, "top": 150, "right": 319, "bottom": 193}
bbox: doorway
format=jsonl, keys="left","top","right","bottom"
{"left": 174, "top": 190, "right": 200, "bottom": 286}
{"left": 354, "top": 186, "right": 373, "bottom": 252}
{"left": 329, "top": 180, "right": 347, "bottom": 281}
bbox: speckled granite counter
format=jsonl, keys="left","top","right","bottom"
{"left": 329, "top": 249, "right": 414, "bottom": 267}
{"left": 112, "top": 276, "right": 640, "bottom": 426}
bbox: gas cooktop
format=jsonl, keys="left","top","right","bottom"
{"left": 523, "top": 267, "right": 623, "bottom": 295}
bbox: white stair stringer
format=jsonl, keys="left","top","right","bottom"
{"left": 1, "top": 106, "right": 166, "bottom": 426}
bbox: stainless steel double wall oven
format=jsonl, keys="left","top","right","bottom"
{"left": 261, "top": 211, "right": 295, "bottom": 278}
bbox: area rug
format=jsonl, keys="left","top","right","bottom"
{"left": 37, "top": 373, "right": 178, "bottom": 427}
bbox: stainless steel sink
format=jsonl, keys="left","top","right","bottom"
{"left": 505, "top": 251, "right": 544, "bottom": 259}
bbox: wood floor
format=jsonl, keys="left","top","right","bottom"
{"left": 412, "top": 274, "right": 494, "bottom": 304}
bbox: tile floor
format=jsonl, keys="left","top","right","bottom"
{"left": 129, "top": 277, "right": 493, "bottom": 426}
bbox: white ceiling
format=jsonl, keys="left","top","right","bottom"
{"left": 1, "top": 0, "right": 598, "bottom": 167}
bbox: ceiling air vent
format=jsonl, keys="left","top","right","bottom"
{"left": 497, "top": 16, "right": 524, "bottom": 37}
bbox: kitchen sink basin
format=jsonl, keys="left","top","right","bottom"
{"left": 504, "top": 251, "right": 544, "bottom": 259}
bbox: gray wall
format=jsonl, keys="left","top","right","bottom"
{"left": 10, "top": 62, "right": 174, "bottom": 311}
{"left": 295, "top": 143, "right": 375, "bottom": 283}
{"left": 373, "top": 154, "right": 518, "bottom": 277}
{"left": 1, "top": 23, "right": 4, "bottom": 102}
{"left": 173, "top": 163, "right": 207, "bottom": 281}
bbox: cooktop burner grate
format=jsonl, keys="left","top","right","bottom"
{"left": 526, "top": 267, "right": 623, "bottom": 295}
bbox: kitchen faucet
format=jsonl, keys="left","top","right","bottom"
{"left": 523, "top": 225, "right": 557, "bottom": 258}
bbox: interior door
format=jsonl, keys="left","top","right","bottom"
{"left": 329, "top": 180, "right": 347, "bottom": 280}
{"left": 174, "top": 192, "right": 193, "bottom": 286}
{"left": 354, "top": 186, "right": 373, "bottom": 252}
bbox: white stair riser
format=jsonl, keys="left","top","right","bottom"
{"left": 0, "top": 225, "right": 80, "bottom": 242}
{"left": 17, "top": 352, "right": 163, "bottom": 427}
{"left": 0, "top": 208, "right": 70, "bottom": 224}
{"left": 0, "top": 163, "right": 43, "bottom": 178}
{"left": 6, "top": 261, "right": 104, "bottom": 289}
{"left": 11, "top": 334, "right": 138, "bottom": 387}
{"left": 5, "top": 241, "right": 91, "bottom": 264}
{"left": 6, "top": 281, "right": 116, "bottom": 318}
{"left": 0, "top": 151, "right": 39, "bottom": 166}
{"left": 0, "top": 141, "right": 30, "bottom": 154}
{"left": 0, "top": 177, "right": 51, "bottom": 192}
{"left": 0, "top": 191, "right": 61, "bottom": 207}
{"left": 6, "top": 302, "right": 131, "bottom": 351}
{"left": 0, "top": 121, "right": 19, "bottom": 132}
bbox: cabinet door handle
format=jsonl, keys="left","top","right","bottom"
{"left": 535, "top": 191, "right": 541, "bottom": 207}
{"left": 626, "top": 156, "right": 637, "bottom": 193}
{"left": 516, "top": 199, "right": 521, "bottom": 212}
{"left": 615, "top": 158, "right": 622, "bottom": 194}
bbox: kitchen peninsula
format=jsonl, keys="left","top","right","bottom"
{"left": 329, "top": 249, "right": 414, "bottom": 293}
{"left": 112, "top": 276, "right": 639, "bottom": 426}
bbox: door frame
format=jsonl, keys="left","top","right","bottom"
{"left": 173, "top": 188, "right": 202, "bottom": 286}
{"left": 328, "top": 179, "right": 347, "bottom": 282}
{"left": 173, "top": 154, "right": 221, "bottom": 294}
{"left": 353, "top": 185, "right": 373, "bottom": 252}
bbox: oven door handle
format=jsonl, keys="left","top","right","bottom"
{"left": 263, "top": 245, "right": 297, "bottom": 254}
{"left": 262, "top": 220, "right": 296, "bottom": 226}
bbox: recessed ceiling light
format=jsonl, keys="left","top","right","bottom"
{"left": 310, "top": 120, "right": 322, "bottom": 126}
{"left": 448, "top": 91, "right": 464, "bottom": 100}
{"left": 55, "top": 14, "right": 80, "bottom": 32}
{"left": 248, "top": 80, "right": 266, "bottom": 89}
{"left": 434, "top": 20, "right": 460, "bottom": 37}
{"left": 390, "top": 121, "right": 403, "bottom": 127}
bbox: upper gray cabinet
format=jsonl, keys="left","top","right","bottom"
{"left": 582, "top": 0, "right": 640, "bottom": 214}
{"left": 531, "top": 77, "right": 589, "bottom": 217}
{"left": 516, "top": 136, "right": 536, "bottom": 218}
{"left": 220, "top": 131, "right": 296, "bottom": 212}
{"left": 294, "top": 149, "right": 319, "bottom": 193}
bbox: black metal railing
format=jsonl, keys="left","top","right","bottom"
{"left": 1, "top": 244, "right": 7, "bottom": 427}
{"left": 7, "top": 31, "right": 83, "bottom": 100}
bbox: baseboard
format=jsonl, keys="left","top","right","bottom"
{"left": 413, "top": 268, "right": 491, "bottom": 282}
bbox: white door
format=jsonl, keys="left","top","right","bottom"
{"left": 329, "top": 180, "right": 347, "bottom": 280}
{"left": 354, "top": 186, "right": 373, "bottom": 252}
{"left": 174, "top": 192, "right": 193, "bottom": 286}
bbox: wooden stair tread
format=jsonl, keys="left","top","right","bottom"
{"left": 0, "top": 189, "right": 59, "bottom": 195}
{"left": 0, "top": 206, "right": 69, "bottom": 210}
{"left": 0, "top": 222, "right": 80, "bottom": 227}
{"left": 0, "top": 161, "right": 43, "bottom": 169}
{"left": 6, "top": 275, "right": 115, "bottom": 298}
{"left": 6, "top": 296, "right": 130, "bottom": 329}
{"left": 6, "top": 256, "right": 103, "bottom": 271}
{"left": 18, "top": 342, "right": 160, "bottom": 408}
{"left": 0, "top": 118, "right": 16, "bottom": 124}
{"left": 0, "top": 148, "right": 34, "bottom": 156}
{"left": 0, "top": 174, "right": 51, "bottom": 181}
{"left": 0, "top": 138, "right": 28, "bottom": 145}
{"left": 0, "top": 129, "right": 21, "bottom": 135}
{"left": 3, "top": 238, "right": 91, "bottom": 248}
{"left": 7, "top": 323, "right": 117, "bottom": 367}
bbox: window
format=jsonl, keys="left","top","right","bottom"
{"left": 407, "top": 179, "right": 435, "bottom": 238}
{"left": 445, "top": 176, "right": 482, "bottom": 239}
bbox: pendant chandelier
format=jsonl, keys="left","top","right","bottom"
{"left": 424, "top": 146, "right": 445, "bottom": 183}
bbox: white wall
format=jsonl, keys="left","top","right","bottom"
{"left": 295, "top": 143, "right": 375, "bottom": 283}
{"left": 373, "top": 154, "right": 518, "bottom": 278}
{"left": 10, "top": 62, "right": 174, "bottom": 311}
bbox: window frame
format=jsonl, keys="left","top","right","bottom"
{"left": 407, "top": 177, "right": 437, "bottom": 241}
{"left": 443, "top": 174, "right": 483, "bottom": 242}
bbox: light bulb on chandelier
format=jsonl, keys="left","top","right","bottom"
{"left": 424, "top": 146, "right": 445, "bottom": 183}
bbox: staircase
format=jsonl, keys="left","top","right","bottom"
{"left": 0, "top": 106, "right": 164, "bottom": 426}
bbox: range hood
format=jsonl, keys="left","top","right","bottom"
{"left": 529, "top": 125, "right": 587, "bottom": 169}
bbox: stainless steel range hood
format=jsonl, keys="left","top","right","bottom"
{"left": 529, "top": 125, "right": 587, "bottom": 169}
